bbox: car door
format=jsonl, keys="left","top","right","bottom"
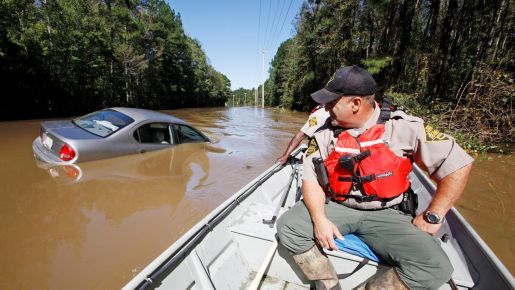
{"left": 133, "top": 122, "right": 174, "bottom": 153}
{"left": 172, "top": 124, "right": 209, "bottom": 144}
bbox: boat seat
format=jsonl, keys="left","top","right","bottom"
{"left": 229, "top": 201, "right": 279, "bottom": 242}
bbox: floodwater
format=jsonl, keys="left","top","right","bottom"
{"left": 0, "top": 107, "right": 512, "bottom": 289}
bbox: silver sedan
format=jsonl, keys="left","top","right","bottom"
{"left": 32, "top": 107, "right": 211, "bottom": 164}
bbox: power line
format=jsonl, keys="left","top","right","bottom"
{"left": 255, "top": 0, "right": 263, "bottom": 91}
{"left": 263, "top": 0, "right": 272, "bottom": 50}
{"left": 266, "top": 0, "right": 287, "bottom": 51}
{"left": 256, "top": 0, "right": 262, "bottom": 53}
{"left": 270, "top": 0, "right": 296, "bottom": 54}
{"left": 264, "top": 0, "right": 284, "bottom": 52}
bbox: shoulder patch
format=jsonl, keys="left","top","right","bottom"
{"left": 424, "top": 124, "right": 449, "bottom": 142}
{"left": 308, "top": 117, "right": 318, "bottom": 127}
{"left": 305, "top": 138, "right": 319, "bottom": 157}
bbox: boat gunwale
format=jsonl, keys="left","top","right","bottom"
{"left": 413, "top": 165, "right": 515, "bottom": 287}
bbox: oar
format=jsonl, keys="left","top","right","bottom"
{"left": 262, "top": 161, "right": 298, "bottom": 227}
{"left": 251, "top": 160, "right": 299, "bottom": 288}
{"left": 248, "top": 240, "right": 278, "bottom": 290}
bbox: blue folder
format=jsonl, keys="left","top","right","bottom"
{"left": 335, "top": 234, "right": 383, "bottom": 263}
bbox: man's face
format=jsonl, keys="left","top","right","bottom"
{"left": 325, "top": 96, "right": 355, "bottom": 127}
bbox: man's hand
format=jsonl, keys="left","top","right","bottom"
{"left": 303, "top": 181, "right": 343, "bottom": 250}
{"left": 277, "top": 131, "right": 306, "bottom": 165}
{"left": 413, "top": 164, "right": 472, "bottom": 236}
{"left": 277, "top": 154, "right": 289, "bottom": 165}
{"left": 412, "top": 214, "right": 442, "bottom": 235}
{"left": 313, "top": 217, "right": 343, "bottom": 250}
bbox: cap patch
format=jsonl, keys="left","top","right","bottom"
{"left": 306, "top": 138, "right": 319, "bottom": 157}
{"left": 424, "top": 125, "right": 449, "bottom": 142}
{"left": 326, "top": 72, "right": 336, "bottom": 86}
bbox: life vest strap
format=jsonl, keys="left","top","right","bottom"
{"left": 354, "top": 149, "right": 371, "bottom": 162}
{"left": 338, "top": 174, "right": 376, "bottom": 183}
{"left": 329, "top": 194, "right": 378, "bottom": 203}
{"left": 378, "top": 96, "right": 393, "bottom": 124}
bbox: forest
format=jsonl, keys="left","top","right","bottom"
{"left": 264, "top": 0, "right": 513, "bottom": 150}
{"left": 0, "top": 0, "right": 231, "bottom": 120}
{"left": 1, "top": 0, "right": 513, "bottom": 150}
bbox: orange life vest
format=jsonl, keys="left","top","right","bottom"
{"left": 324, "top": 124, "right": 412, "bottom": 201}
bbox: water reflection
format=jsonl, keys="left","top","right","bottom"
{"left": 35, "top": 143, "right": 222, "bottom": 186}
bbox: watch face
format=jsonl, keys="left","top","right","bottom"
{"left": 425, "top": 212, "right": 441, "bottom": 224}
{"left": 427, "top": 214, "right": 438, "bottom": 223}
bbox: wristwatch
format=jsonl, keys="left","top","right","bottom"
{"left": 424, "top": 211, "right": 445, "bottom": 224}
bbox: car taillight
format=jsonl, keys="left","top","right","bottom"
{"left": 59, "top": 144, "right": 76, "bottom": 161}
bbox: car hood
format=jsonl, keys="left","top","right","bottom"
{"left": 42, "top": 120, "right": 101, "bottom": 140}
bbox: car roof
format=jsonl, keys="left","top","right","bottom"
{"left": 110, "top": 107, "right": 189, "bottom": 125}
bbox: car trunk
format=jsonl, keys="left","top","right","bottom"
{"left": 40, "top": 120, "right": 100, "bottom": 159}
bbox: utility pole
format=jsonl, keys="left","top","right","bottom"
{"left": 244, "top": 92, "right": 247, "bottom": 106}
{"left": 255, "top": 88, "right": 258, "bottom": 106}
{"left": 232, "top": 94, "right": 235, "bottom": 106}
{"left": 261, "top": 50, "right": 265, "bottom": 108}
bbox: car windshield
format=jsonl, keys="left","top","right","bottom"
{"left": 73, "top": 109, "right": 134, "bottom": 137}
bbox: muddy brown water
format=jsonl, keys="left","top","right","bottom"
{"left": 0, "top": 107, "right": 512, "bottom": 289}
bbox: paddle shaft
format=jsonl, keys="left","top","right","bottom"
{"left": 263, "top": 162, "right": 298, "bottom": 227}
{"left": 248, "top": 240, "right": 278, "bottom": 290}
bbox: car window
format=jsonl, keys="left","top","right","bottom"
{"left": 173, "top": 124, "right": 206, "bottom": 143}
{"left": 73, "top": 109, "right": 134, "bottom": 137}
{"left": 134, "top": 123, "right": 173, "bottom": 144}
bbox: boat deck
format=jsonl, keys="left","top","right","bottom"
{"left": 230, "top": 198, "right": 474, "bottom": 290}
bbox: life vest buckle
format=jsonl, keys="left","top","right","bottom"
{"left": 356, "top": 195, "right": 377, "bottom": 202}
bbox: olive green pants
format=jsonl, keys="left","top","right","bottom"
{"left": 276, "top": 200, "right": 453, "bottom": 290}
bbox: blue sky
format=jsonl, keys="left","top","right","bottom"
{"left": 166, "top": 0, "right": 305, "bottom": 90}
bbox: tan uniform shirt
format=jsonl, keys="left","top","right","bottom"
{"left": 303, "top": 105, "right": 474, "bottom": 209}
{"left": 300, "top": 106, "right": 331, "bottom": 138}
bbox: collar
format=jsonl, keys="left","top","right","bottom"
{"left": 347, "top": 104, "right": 380, "bottom": 137}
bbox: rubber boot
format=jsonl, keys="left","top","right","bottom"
{"left": 354, "top": 267, "right": 409, "bottom": 290}
{"left": 292, "top": 245, "right": 341, "bottom": 290}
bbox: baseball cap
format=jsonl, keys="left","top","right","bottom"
{"left": 311, "top": 65, "right": 377, "bottom": 104}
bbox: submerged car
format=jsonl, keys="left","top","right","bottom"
{"left": 32, "top": 107, "right": 211, "bottom": 164}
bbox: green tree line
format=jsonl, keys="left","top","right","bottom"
{"left": 0, "top": 0, "right": 231, "bottom": 120}
{"left": 230, "top": 87, "right": 259, "bottom": 106}
{"left": 266, "top": 0, "right": 513, "bottom": 150}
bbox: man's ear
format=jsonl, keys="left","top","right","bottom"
{"left": 351, "top": 97, "right": 362, "bottom": 112}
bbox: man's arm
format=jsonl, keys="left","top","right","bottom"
{"left": 303, "top": 180, "right": 343, "bottom": 250}
{"left": 413, "top": 163, "right": 472, "bottom": 234}
{"left": 277, "top": 131, "right": 306, "bottom": 164}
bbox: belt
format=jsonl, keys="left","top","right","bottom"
{"left": 328, "top": 189, "right": 416, "bottom": 217}
{"left": 330, "top": 198, "right": 403, "bottom": 211}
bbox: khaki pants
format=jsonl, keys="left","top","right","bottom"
{"left": 277, "top": 200, "right": 453, "bottom": 290}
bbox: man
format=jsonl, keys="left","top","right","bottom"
{"left": 276, "top": 65, "right": 473, "bottom": 290}
{"left": 277, "top": 105, "right": 330, "bottom": 165}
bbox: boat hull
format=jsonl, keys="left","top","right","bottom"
{"left": 124, "top": 147, "right": 514, "bottom": 290}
